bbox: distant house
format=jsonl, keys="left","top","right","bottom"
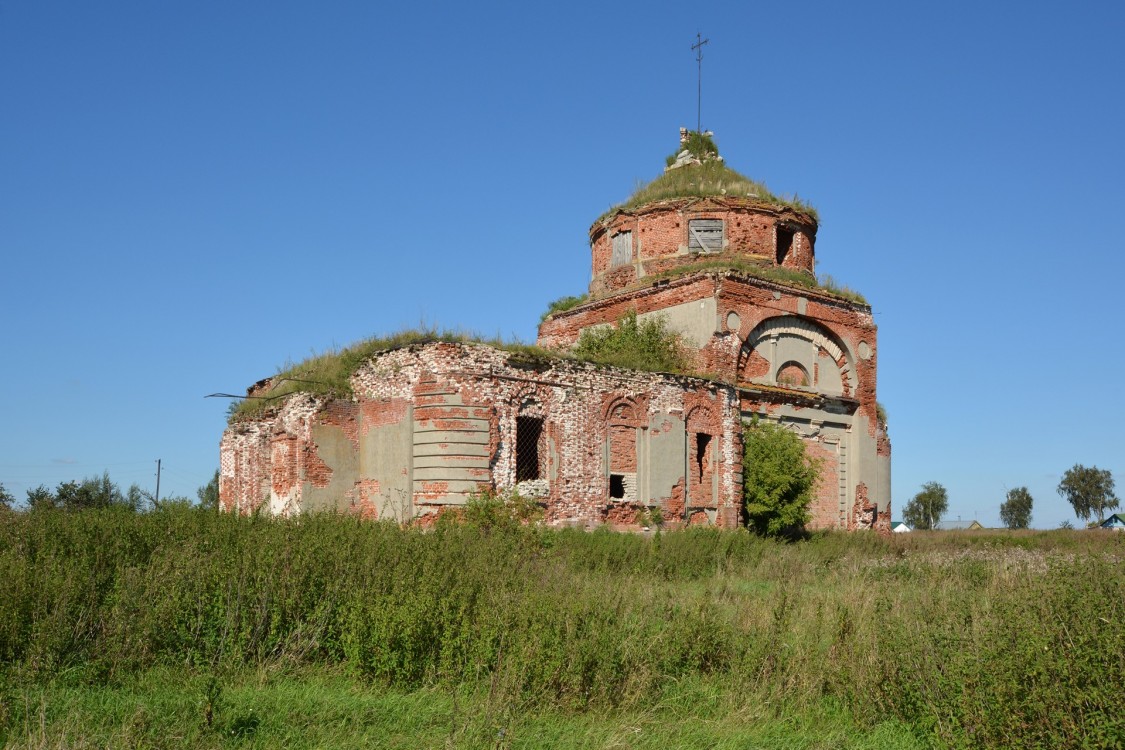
{"left": 1098, "top": 513, "right": 1125, "bottom": 531}
{"left": 891, "top": 521, "right": 911, "bottom": 533}
{"left": 937, "top": 520, "right": 985, "bottom": 531}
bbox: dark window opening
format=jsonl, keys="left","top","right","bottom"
{"left": 776, "top": 227, "right": 795, "bottom": 265}
{"left": 516, "top": 416, "right": 543, "bottom": 482}
{"left": 695, "top": 433, "right": 712, "bottom": 482}
{"left": 609, "top": 474, "right": 625, "bottom": 499}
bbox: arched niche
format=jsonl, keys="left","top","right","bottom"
{"left": 738, "top": 316, "right": 856, "bottom": 397}
{"left": 605, "top": 397, "right": 642, "bottom": 502}
{"left": 685, "top": 404, "right": 719, "bottom": 509}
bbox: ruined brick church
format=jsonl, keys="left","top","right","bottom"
{"left": 220, "top": 131, "right": 891, "bottom": 531}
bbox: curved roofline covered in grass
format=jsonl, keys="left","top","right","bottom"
{"left": 595, "top": 132, "right": 818, "bottom": 225}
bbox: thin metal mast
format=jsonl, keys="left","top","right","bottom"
{"left": 691, "top": 33, "right": 710, "bottom": 133}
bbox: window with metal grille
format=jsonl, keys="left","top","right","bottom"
{"left": 515, "top": 416, "right": 543, "bottom": 482}
{"left": 688, "top": 219, "right": 723, "bottom": 252}
{"left": 611, "top": 231, "right": 633, "bottom": 267}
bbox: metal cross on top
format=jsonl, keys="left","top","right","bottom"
{"left": 691, "top": 32, "right": 710, "bottom": 133}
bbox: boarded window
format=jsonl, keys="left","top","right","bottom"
{"left": 688, "top": 219, "right": 723, "bottom": 252}
{"left": 515, "top": 416, "right": 544, "bottom": 482}
{"left": 611, "top": 231, "right": 633, "bottom": 267}
{"left": 776, "top": 226, "right": 795, "bottom": 265}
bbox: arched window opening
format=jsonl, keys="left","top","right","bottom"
{"left": 776, "top": 361, "right": 810, "bottom": 387}
{"left": 606, "top": 398, "right": 641, "bottom": 503}
{"left": 776, "top": 226, "right": 795, "bottom": 265}
{"left": 695, "top": 433, "right": 712, "bottom": 483}
{"left": 515, "top": 416, "right": 544, "bottom": 482}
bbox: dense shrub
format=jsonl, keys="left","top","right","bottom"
{"left": 742, "top": 419, "right": 819, "bottom": 536}
{"left": 572, "top": 311, "right": 690, "bottom": 373}
{"left": 1, "top": 508, "right": 1122, "bottom": 747}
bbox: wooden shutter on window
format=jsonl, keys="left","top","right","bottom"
{"left": 611, "top": 231, "right": 633, "bottom": 267}
{"left": 688, "top": 219, "right": 723, "bottom": 252}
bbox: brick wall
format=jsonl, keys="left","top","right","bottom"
{"left": 589, "top": 198, "right": 817, "bottom": 295}
{"left": 223, "top": 343, "right": 744, "bottom": 530}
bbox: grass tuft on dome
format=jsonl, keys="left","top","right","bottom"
{"left": 599, "top": 131, "right": 818, "bottom": 222}
{"left": 618, "top": 160, "right": 818, "bottom": 219}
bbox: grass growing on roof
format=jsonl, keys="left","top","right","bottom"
{"left": 604, "top": 160, "right": 818, "bottom": 221}
{"left": 664, "top": 129, "right": 719, "bottom": 165}
{"left": 228, "top": 318, "right": 703, "bottom": 423}
{"left": 539, "top": 293, "right": 588, "bottom": 322}
{"left": 228, "top": 327, "right": 554, "bottom": 423}
{"left": 572, "top": 311, "right": 691, "bottom": 374}
{"left": 629, "top": 257, "right": 868, "bottom": 305}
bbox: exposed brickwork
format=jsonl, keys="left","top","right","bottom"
{"left": 360, "top": 399, "right": 408, "bottom": 433}
{"left": 220, "top": 393, "right": 322, "bottom": 516}
{"left": 220, "top": 135, "right": 889, "bottom": 533}
{"left": 556, "top": 263, "right": 886, "bottom": 531}
{"left": 877, "top": 429, "right": 892, "bottom": 458}
{"left": 664, "top": 477, "right": 686, "bottom": 522}
{"left": 318, "top": 400, "right": 360, "bottom": 447}
{"left": 352, "top": 479, "right": 381, "bottom": 519}
{"left": 222, "top": 343, "right": 743, "bottom": 530}
{"left": 804, "top": 439, "right": 841, "bottom": 529}
{"left": 589, "top": 198, "right": 817, "bottom": 296}
{"left": 852, "top": 482, "right": 875, "bottom": 530}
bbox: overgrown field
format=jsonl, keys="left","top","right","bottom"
{"left": 1, "top": 508, "right": 1122, "bottom": 748}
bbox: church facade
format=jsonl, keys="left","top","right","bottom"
{"left": 220, "top": 131, "right": 891, "bottom": 531}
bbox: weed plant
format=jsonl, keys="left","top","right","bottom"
{"left": 572, "top": 311, "right": 690, "bottom": 374}
{"left": 604, "top": 160, "right": 818, "bottom": 221}
{"left": 539, "top": 294, "right": 588, "bottom": 322}
{"left": 1, "top": 507, "right": 1122, "bottom": 748}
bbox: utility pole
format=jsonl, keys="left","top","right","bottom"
{"left": 691, "top": 32, "right": 710, "bottom": 133}
{"left": 154, "top": 459, "right": 161, "bottom": 505}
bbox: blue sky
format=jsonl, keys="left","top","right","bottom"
{"left": 2, "top": 1, "right": 1122, "bottom": 528}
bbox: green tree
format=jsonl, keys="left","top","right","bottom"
{"left": 125, "top": 483, "right": 153, "bottom": 510}
{"left": 26, "top": 484, "right": 56, "bottom": 510}
{"left": 54, "top": 472, "right": 125, "bottom": 510}
{"left": 0, "top": 482, "right": 14, "bottom": 509}
{"left": 198, "top": 470, "right": 220, "bottom": 511}
{"left": 1057, "top": 464, "right": 1119, "bottom": 524}
{"left": 902, "top": 482, "right": 948, "bottom": 530}
{"left": 742, "top": 419, "right": 819, "bottom": 537}
{"left": 573, "top": 311, "right": 689, "bottom": 373}
{"left": 999, "top": 486, "right": 1033, "bottom": 529}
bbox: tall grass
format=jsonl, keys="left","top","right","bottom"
{"left": 1, "top": 507, "right": 1122, "bottom": 747}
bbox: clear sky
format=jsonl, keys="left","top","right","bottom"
{"left": 2, "top": 1, "right": 1123, "bottom": 528}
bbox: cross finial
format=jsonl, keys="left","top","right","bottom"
{"left": 691, "top": 33, "right": 710, "bottom": 133}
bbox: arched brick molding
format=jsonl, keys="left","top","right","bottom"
{"left": 510, "top": 386, "right": 551, "bottom": 497}
{"left": 685, "top": 403, "right": 720, "bottom": 512}
{"left": 604, "top": 396, "right": 643, "bottom": 503}
{"left": 738, "top": 316, "right": 857, "bottom": 397}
